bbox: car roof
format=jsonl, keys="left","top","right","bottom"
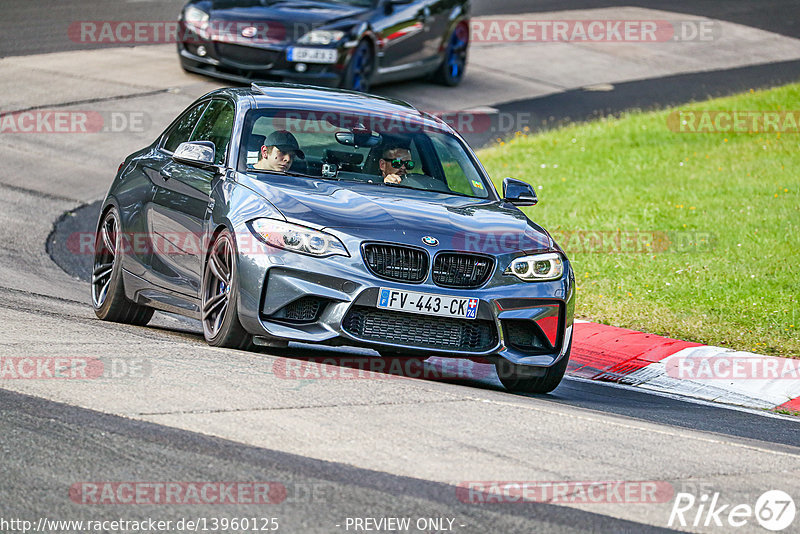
{"left": 207, "top": 83, "right": 452, "bottom": 134}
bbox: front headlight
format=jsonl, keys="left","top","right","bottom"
{"left": 249, "top": 218, "right": 349, "bottom": 258}
{"left": 297, "top": 30, "right": 346, "bottom": 45}
{"left": 184, "top": 6, "right": 209, "bottom": 29}
{"left": 505, "top": 252, "right": 564, "bottom": 281}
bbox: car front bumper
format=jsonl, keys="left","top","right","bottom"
{"left": 179, "top": 43, "right": 345, "bottom": 87}
{"left": 233, "top": 227, "right": 575, "bottom": 368}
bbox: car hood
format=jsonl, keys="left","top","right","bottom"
{"left": 240, "top": 174, "right": 554, "bottom": 254}
{"left": 206, "top": 0, "right": 369, "bottom": 29}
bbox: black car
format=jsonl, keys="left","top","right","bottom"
{"left": 178, "top": 0, "right": 470, "bottom": 91}
{"left": 92, "top": 83, "right": 575, "bottom": 393}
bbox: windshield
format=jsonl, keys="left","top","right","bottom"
{"left": 238, "top": 109, "right": 492, "bottom": 199}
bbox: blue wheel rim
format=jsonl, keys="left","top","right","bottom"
{"left": 446, "top": 27, "right": 468, "bottom": 80}
{"left": 351, "top": 46, "right": 370, "bottom": 91}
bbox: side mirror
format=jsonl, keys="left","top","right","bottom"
{"left": 503, "top": 177, "right": 538, "bottom": 206}
{"left": 172, "top": 141, "right": 217, "bottom": 168}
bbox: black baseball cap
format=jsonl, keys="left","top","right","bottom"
{"left": 264, "top": 130, "right": 305, "bottom": 159}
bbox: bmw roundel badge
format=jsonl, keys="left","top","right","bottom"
{"left": 422, "top": 236, "right": 439, "bottom": 247}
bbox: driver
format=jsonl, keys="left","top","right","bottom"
{"left": 379, "top": 145, "right": 415, "bottom": 185}
{"left": 254, "top": 130, "right": 305, "bottom": 172}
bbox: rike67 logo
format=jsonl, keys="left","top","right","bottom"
{"left": 669, "top": 490, "right": 796, "bottom": 531}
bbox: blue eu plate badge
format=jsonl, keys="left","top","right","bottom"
{"left": 379, "top": 289, "right": 391, "bottom": 307}
{"left": 466, "top": 298, "right": 478, "bottom": 319}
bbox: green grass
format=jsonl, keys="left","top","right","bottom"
{"left": 772, "top": 408, "right": 800, "bottom": 417}
{"left": 477, "top": 84, "right": 800, "bottom": 358}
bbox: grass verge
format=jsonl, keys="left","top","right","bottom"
{"left": 478, "top": 84, "right": 800, "bottom": 358}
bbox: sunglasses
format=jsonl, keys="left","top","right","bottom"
{"left": 383, "top": 158, "right": 415, "bottom": 170}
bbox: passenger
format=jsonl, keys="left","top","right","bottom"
{"left": 378, "top": 145, "right": 415, "bottom": 185}
{"left": 254, "top": 130, "right": 305, "bottom": 173}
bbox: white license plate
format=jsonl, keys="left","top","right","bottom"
{"left": 287, "top": 47, "right": 338, "bottom": 64}
{"left": 377, "top": 288, "right": 479, "bottom": 320}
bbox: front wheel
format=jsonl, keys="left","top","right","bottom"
{"left": 91, "top": 207, "right": 153, "bottom": 325}
{"left": 201, "top": 230, "right": 253, "bottom": 350}
{"left": 432, "top": 24, "right": 469, "bottom": 86}
{"left": 341, "top": 40, "right": 374, "bottom": 92}
{"left": 495, "top": 344, "right": 571, "bottom": 394}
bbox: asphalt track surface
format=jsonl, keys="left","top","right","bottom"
{"left": 2, "top": 388, "right": 683, "bottom": 534}
{"left": 2, "top": 1, "right": 800, "bottom": 533}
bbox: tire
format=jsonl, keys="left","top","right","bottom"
{"left": 91, "top": 207, "right": 154, "bottom": 326}
{"left": 341, "top": 40, "right": 374, "bottom": 92}
{"left": 495, "top": 342, "right": 571, "bottom": 394}
{"left": 432, "top": 24, "right": 469, "bottom": 86}
{"left": 201, "top": 229, "right": 253, "bottom": 350}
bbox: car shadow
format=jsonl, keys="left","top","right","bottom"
{"left": 259, "top": 343, "right": 507, "bottom": 392}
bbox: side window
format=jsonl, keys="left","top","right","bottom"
{"left": 430, "top": 136, "right": 486, "bottom": 197}
{"left": 190, "top": 100, "right": 236, "bottom": 165}
{"left": 162, "top": 102, "right": 209, "bottom": 153}
{"left": 407, "top": 139, "right": 423, "bottom": 174}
